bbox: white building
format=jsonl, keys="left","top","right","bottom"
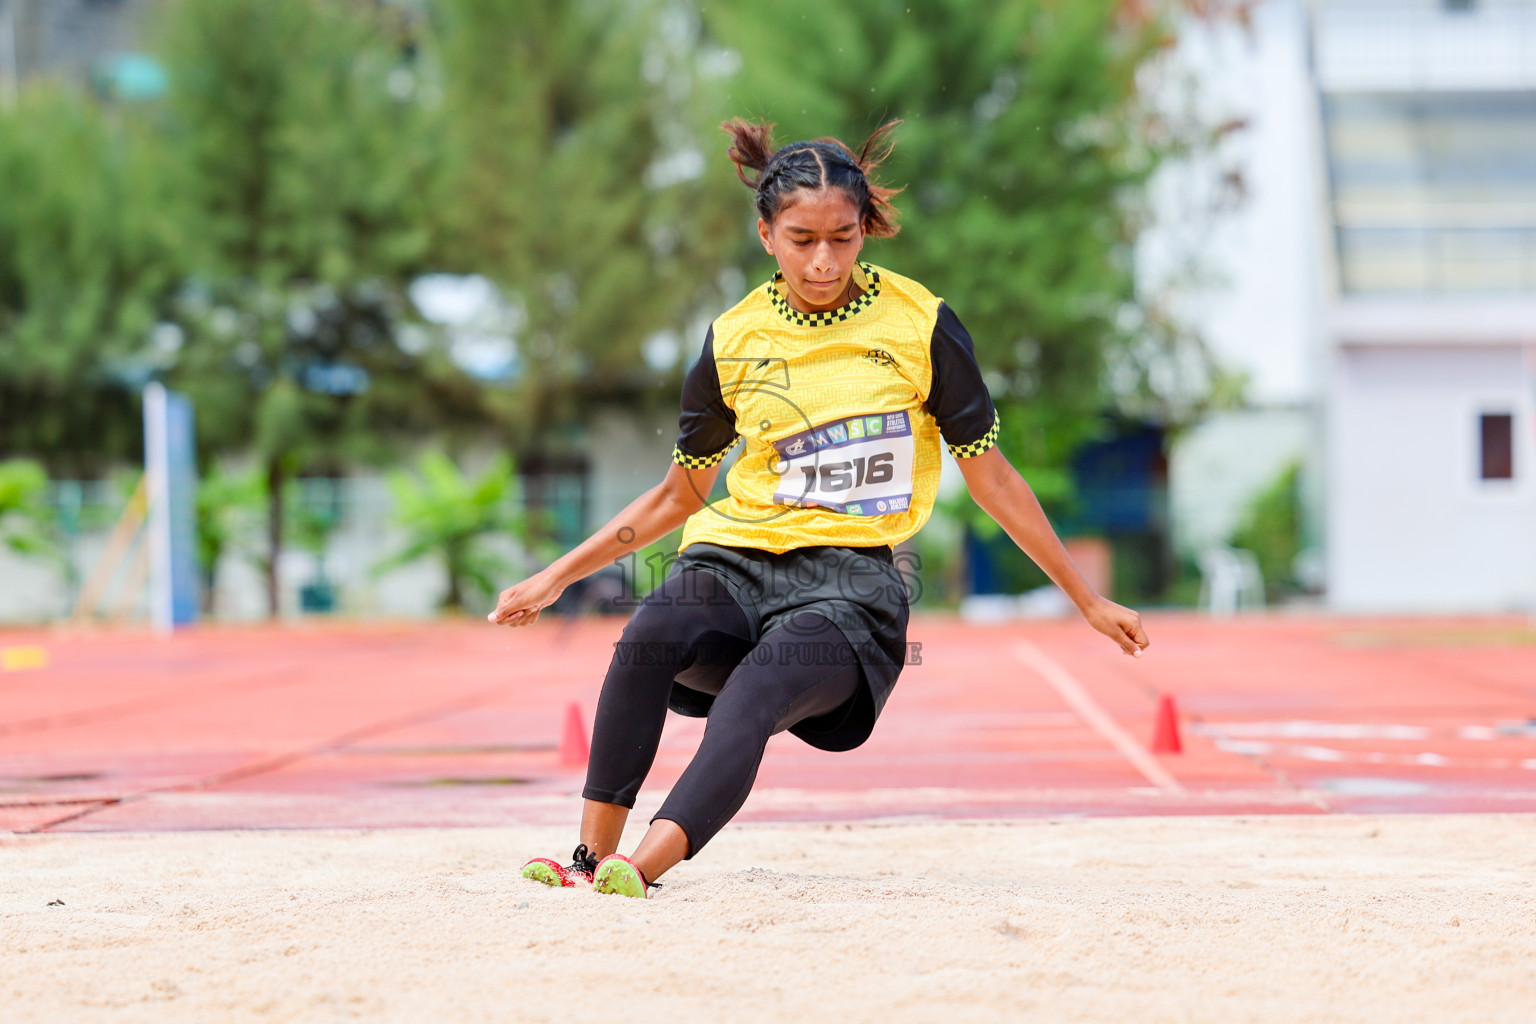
{"left": 1150, "top": 0, "right": 1327, "bottom": 566}
{"left": 1316, "top": 0, "right": 1536, "bottom": 612}
{"left": 1162, "top": 0, "right": 1536, "bottom": 612}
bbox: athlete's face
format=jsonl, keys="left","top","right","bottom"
{"left": 758, "top": 188, "right": 865, "bottom": 314}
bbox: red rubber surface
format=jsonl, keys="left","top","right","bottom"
{"left": 2, "top": 614, "right": 1533, "bottom": 833}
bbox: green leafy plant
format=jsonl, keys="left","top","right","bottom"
{"left": 375, "top": 452, "right": 529, "bottom": 612}
{"left": 196, "top": 465, "right": 266, "bottom": 615}
{"left": 287, "top": 477, "right": 345, "bottom": 559}
{"left": 288, "top": 477, "right": 348, "bottom": 613}
{"left": 0, "top": 459, "right": 61, "bottom": 563}
{"left": 1229, "top": 461, "right": 1301, "bottom": 600}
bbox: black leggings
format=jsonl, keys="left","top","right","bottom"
{"left": 583, "top": 569, "right": 862, "bottom": 857}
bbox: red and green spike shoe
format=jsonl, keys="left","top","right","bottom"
{"left": 592, "top": 854, "right": 661, "bottom": 899}
{"left": 521, "top": 843, "right": 599, "bottom": 888}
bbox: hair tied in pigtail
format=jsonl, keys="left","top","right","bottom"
{"left": 856, "top": 119, "right": 902, "bottom": 175}
{"left": 720, "top": 115, "right": 904, "bottom": 239}
{"left": 721, "top": 117, "right": 778, "bottom": 189}
{"left": 851, "top": 119, "right": 903, "bottom": 239}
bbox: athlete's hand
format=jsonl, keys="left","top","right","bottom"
{"left": 1082, "top": 596, "right": 1150, "bottom": 658}
{"left": 488, "top": 570, "right": 566, "bottom": 628}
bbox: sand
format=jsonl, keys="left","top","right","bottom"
{"left": 3, "top": 815, "right": 1534, "bottom": 1023}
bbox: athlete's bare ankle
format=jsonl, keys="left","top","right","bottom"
{"left": 579, "top": 798, "right": 630, "bottom": 859}
{"left": 583, "top": 839, "right": 619, "bottom": 859}
{"left": 628, "top": 819, "right": 690, "bottom": 883}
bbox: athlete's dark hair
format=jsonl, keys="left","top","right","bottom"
{"left": 721, "top": 118, "right": 902, "bottom": 238}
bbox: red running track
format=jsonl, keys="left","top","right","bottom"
{"left": 2, "top": 614, "right": 1534, "bottom": 833}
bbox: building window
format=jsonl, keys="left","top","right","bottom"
{"left": 1323, "top": 93, "right": 1536, "bottom": 295}
{"left": 1480, "top": 413, "right": 1514, "bottom": 480}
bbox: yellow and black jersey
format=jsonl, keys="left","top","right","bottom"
{"left": 672, "top": 261, "right": 1000, "bottom": 553}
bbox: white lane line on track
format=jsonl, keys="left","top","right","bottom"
{"left": 1012, "top": 640, "right": 1186, "bottom": 796}
{"left": 1193, "top": 721, "right": 1430, "bottom": 741}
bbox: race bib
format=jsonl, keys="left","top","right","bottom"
{"left": 771, "top": 411, "right": 914, "bottom": 516}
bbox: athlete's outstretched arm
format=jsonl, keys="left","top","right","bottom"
{"left": 955, "top": 447, "right": 1149, "bottom": 657}
{"left": 488, "top": 461, "right": 723, "bottom": 628}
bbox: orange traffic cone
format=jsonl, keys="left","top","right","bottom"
{"left": 559, "top": 702, "right": 590, "bottom": 767}
{"left": 1150, "top": 694, "right": 1183, "bottom": 755}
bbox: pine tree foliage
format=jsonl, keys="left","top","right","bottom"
{"left": 705, "top": 0, "right": 1220, "bottom": 479}
{"left": 0, "top": 88, "right": 177, "bottom": 468}
{"left": 426, "top": 0, "right": 741, "bottom": 450}
{"left": 150, "top": 0, "right": 482, "bottom": 613}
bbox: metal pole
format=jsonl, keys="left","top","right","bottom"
{"left": 144, "top": 382, "right": 175, "bottom": 634}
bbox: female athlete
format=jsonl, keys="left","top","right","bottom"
{"left": 489, "top": 118, "right": 1150, "bottom": 898}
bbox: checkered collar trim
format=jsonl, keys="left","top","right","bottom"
{"left": 766, "top": 263, "right": 881, "bottom": 328}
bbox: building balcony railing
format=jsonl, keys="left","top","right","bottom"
{"left": 1336, "top": 223, "right": 1536, "bottom": 293}
{"left": 1315, "top": 0, "right": 1536, "bottom": 92}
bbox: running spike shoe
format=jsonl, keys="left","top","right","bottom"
{"left": 591, "top": 853, "right": 662, "bottom": 899}
{"left": 521, "top": 843, "right": 599, "bottom": 888}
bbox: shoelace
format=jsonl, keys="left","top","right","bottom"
{"left": 569, "top": 844, "right": 599, "bottom": 878}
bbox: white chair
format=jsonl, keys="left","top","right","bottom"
{"left": 1197, "top": 545, "right": 1266, "bottom": 617}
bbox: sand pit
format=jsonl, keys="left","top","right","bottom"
{"left": 3, "top": 815, "right": 1533, "bottom": 1022}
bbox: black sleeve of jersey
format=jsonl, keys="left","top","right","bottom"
{"left": 672, "top": 326, "right": 739, "bottom": 469}
{"left": 925, "top": 303, "right": 1001, "bottom": 458}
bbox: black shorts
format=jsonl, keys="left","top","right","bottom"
{"left": 659, "top": 542, "right": 912, "bottom": 752}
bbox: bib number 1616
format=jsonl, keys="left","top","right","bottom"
{"left": 772, "top": 410, "right": 915, "bottom": 517}
{"left": 798, "top": 451, "right": 894, "bottom": 493}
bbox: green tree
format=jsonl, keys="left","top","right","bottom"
{"left": 0, "top": 87, "right": 178, "bottom": 471}
{"left": 375, "top": 451, "right": 530, "bottom": 612}
{"left": 705, "top": 0, "right": 1229, "bottom": 473}
{"left": 151, "top": 0, "right": 486, "bottom": 616}
{"left": 425, "top": 0, "right": 742, "bottom": 454}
